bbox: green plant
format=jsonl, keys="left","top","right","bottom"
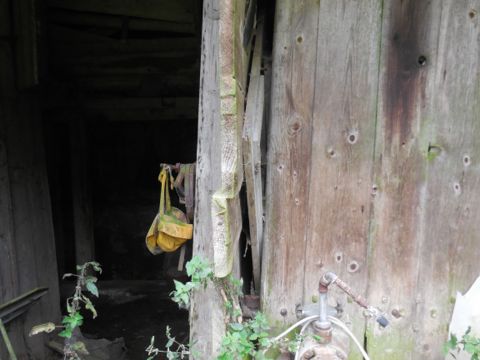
{"left": 170, "top": 256, "right": 213, "bottom": 308}
{"left": 217, "top": 313, "right": 272, "bottom": 360}
{"left": 444, "top": 327, "right": 480, "bottom": 360}
{"left": 154, "top": 256, "right": 309, "bottom": 360}
{"left": 145, "top": 326, "right": 192, "bottom": 360}
{"left": 30, "top": 261, "right": 102, "bottom": 359}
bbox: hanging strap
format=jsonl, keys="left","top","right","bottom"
{"left": 158, "top": 168, "right": 172, "bottom": 215}
{"left": 185, "top": 164, "right": 195, "bottom": 222}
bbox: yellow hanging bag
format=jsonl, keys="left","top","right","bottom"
{"left": 146, "top": 168, "right": 193, "bottom": 254}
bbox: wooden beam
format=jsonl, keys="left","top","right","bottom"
{"left": 48, "top": 25, "right": 199, "bottom": 55}
{"left": 47, "top": 0, "right": 194, "bottom": 23}
{"left": 83, "top": 108, "right": 198, "bottom": 122}
{"left": 0, "top": 104, "right": 23, "bottom": 360}
{"left": 51, "top": 74, "right": 198, "bottom": 97}
{"left": 45, "top": 97, "right": 198, "bottom": 121}
{"left": 83, "top": 97, "right": 197, "bottom": 110}
{"left": 48, "top": 9, "right": 195, "bottom": 34}
{"left": 189, "top": 0, "right": 226, "bottom": 356}
{"left": 242, "top": 27, "right": 264, "bottom": 293}
{"left": 4, "top": 93, "right": 61, "bottom": 358}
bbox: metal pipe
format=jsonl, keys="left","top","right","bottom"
{"left": 317, "top": 292, "right": 330, "bottom": 329}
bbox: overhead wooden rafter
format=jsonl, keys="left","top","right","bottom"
{"left": 47, "top": 0, "right": 194, "bottom": 23}
{"left": 48, "top": 9, "right": 195, "bottom": 34}
{"left": 45, "top": 97, "right": 198, "bottom": 122}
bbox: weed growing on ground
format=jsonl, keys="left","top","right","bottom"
{"left": 148, "top": 256, "right": 306, "bottom": 360}
{"left": 30, "top": 261, "right": 102, "bottom": 360}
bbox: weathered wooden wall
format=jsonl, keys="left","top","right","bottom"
{"left": 262, "top": 1, "right": 480, "bottom": 359}
{"left": 0, "top": 0, "right": 60, "bottom": 358}
{"left": 190, "top": 0, "right": 249, "bottom": 356}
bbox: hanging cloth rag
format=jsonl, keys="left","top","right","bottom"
{"left": 146, "top": 168, "right": 193, "bottom": 254}
{"left": 173, "top": 163, "right": 196, "bottom": 222}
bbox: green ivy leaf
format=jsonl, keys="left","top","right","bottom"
{"left": 229, "top": 323, "right": 244, "bottom": 332}
{"left": 86, "top": 281, "right": 99, "bottom": 297}
{"left": 59, "top": 329, "right": 72, "bottom": 338}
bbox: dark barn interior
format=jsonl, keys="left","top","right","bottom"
{"left": 43, "top": 1, "right": 203, "bottom": 357}
{"left": 1, "top": 0, "right": 202, "bottom": 358}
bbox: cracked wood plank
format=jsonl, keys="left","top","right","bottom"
{"left": 243, "top": 24, "right": 265, "bottom": 292}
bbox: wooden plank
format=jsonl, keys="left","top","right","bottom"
{"left": 0, "top": 103, "right": 24, "bottom": 360}
{"left": 4, "top": 93, "right": 60, "bottom": 358}
{"left": 242, "top": 27, "right": 265, "bottom": 293}
{"left": 70, "top": 118, "right": 95, "bottom": 266}
{"left": 50, "top": 57, "right": 198, "bottom": 77}
{"left": 211, "top": 0, "right": 247, "bottom": 277}
{"left": 189, "top": 0, "right": 226, "bottom": 356}
{"left": 48, "top": 25, "right": 198, "bottom": 56}
{"left": 366, "top": 1, "right": 444, "bottom": 358}
{"left": 75, "top": 74, "right": 198, "bottom": 97}
{"left": 409, "top": 2, "right": 480, "bottom": 359}
{"left": 82, "top": 108, "right": 198, "bottom": 122}
{"left": 261, "top": 0, "right": 320, "bottom": 326}
{"left": 82, "top": 97, "right": 198, "bottom": 110}
{"left": 48, "top": 9, "right": 195, "bottom": 34}
{"left": 300, "top": 1, "right": 383, "bottom": 358}
{"left": 47, "top": 0, "right": 194, "bottom": 24}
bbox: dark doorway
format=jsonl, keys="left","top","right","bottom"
{"left": 42, "top": 1, "right": 202, "bottom": 357}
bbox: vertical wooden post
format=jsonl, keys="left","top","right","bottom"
{"left": 0, "top": 103, "right": 23, "bottom": 360}
{"left": 70, "top": 118, "right": 95, "bottom": 266}
{"left": 189, "top": 0, "right": 226, "bottom": 357}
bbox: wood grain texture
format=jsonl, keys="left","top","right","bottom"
{"left": 410, "top": 1, "right": 480, "bottom": 358}
{"left": 301, "top": 1, "right": 383, "bottom": 358}
{"left": 261, "top": 0, "right": 320, "bottom": 326}
{"left": 189, "top": 0, "right": 225, "bottom": 357}
{"left": 366, "top": 1, "right": 443, "bottom": 358}
{"left": 211, "top": 0, "right": 246, "bottom": 277}
{"left": 3, "top": 93, "right": 60, "bottom": 358}
{"left": 262, "top": 1, "right": 480, "bottom": 359}
{"left": 243, "top": 27, "right": 265, "bottom": 292}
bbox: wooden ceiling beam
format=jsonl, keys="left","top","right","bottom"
{"left": 47, "top": 0, "right": 194, "bottom": 23}
{"left": 73, "top": 75, "right": 198, "bottom": 96}
{"left": 45, "top": 97, "right": 198, "bottom": 121}
{"left": 48, "top": 25, "right": 199, "bottom": 56}
{"left": 48, "top": 9, "right": 195, "bottom": 35}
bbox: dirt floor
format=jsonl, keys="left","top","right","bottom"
{"left": 61, "top": 280, "right": 189, "bottom": 359}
